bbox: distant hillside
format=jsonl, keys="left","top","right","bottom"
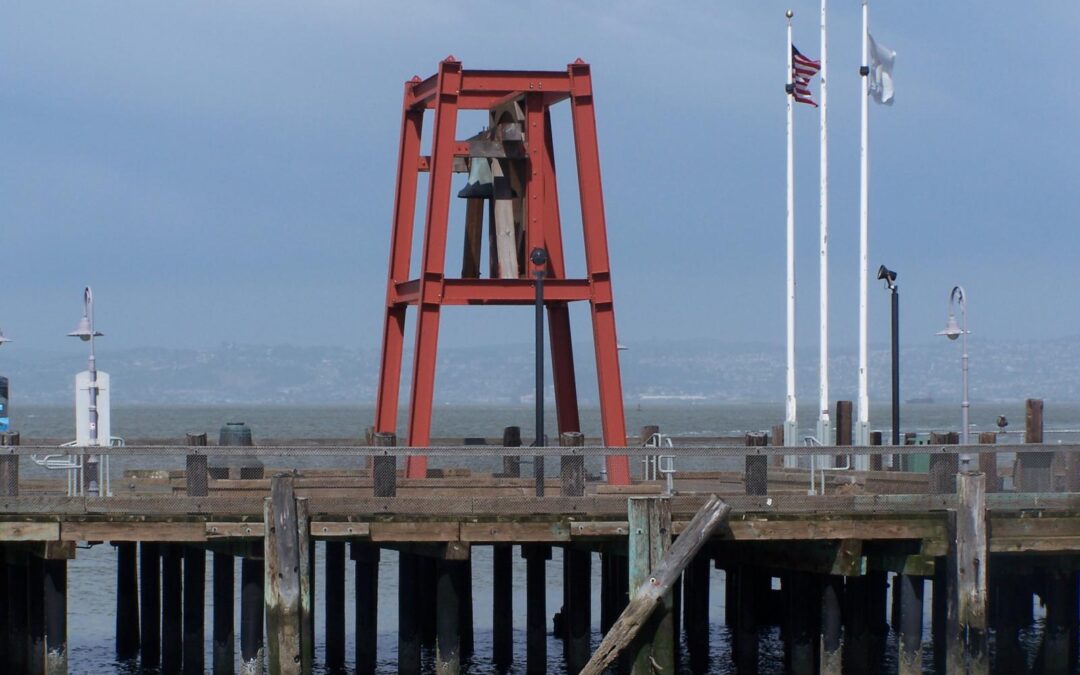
{"left": 3, "top": 336, "right": 1078, "bottom": 405}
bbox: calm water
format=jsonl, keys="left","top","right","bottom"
{"left": 13, "top": 402, "right": 1080, "bottom": 674}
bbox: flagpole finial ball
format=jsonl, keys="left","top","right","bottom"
{"left": 786, "top": 9, "right": 793, "bottom": 18}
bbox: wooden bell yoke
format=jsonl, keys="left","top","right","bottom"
{"left": 374, "top": 56, "right": 631, "bottom": 484}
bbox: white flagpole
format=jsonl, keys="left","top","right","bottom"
{"left": 817, "top": 0, "right": 832, "bottom": 448}
{"left": 785, "top": 10, "right": 798, "bottom": 454}
{"left": 855, "top": 0, "right": 871, "bottom": 455}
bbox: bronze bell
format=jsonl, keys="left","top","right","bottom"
{"left": 457, "top": 158, "right": 493, "bottom": 199}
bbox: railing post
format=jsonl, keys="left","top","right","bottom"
{"left": 744, "top": 432, "right": 768, "bottom": 496}
{"left": 373, "top": 432, "right": 397, "bottom": 498}
{"left": 0, "top": 431, "right": 19, "bottom": 496}
{"left": 1017, "top": 398, "right": 1052, "bottom": 492}
{"left": 502, "top": 426, "right": 521, "bottom": 478}
{"left": 977, "top": 432, "right": 998, "bottom": 492}
{"left": 185, "top": 432, "right": 208, "bottom": 497}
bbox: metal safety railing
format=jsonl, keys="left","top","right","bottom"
{"left": 30, "top": 436, "right": 124, "bottom": 497}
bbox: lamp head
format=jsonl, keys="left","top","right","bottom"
{"left": 529, "top": 247, "right": 548, "bottom": 266}
{"left": 0, "top": 328, "right": 10, "bottom": 346}
{"left": 68, "top": 316, "right": 102, "bottom": 342}
{"left": 937, "top": 314, "right": 963, "bottom": 341}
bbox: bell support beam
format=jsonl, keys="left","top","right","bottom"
{"left": 567, "top": 61, "right": 631, "bottom": 483}
{"left": 404, "top": 58, "right": 463, "bottom": 476}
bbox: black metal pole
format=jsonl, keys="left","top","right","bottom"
{"left": 891, "top": 285, "right": 900, "bottom": 447}
{"left": 531, "top": 247, "right": 548, "bottom": 498}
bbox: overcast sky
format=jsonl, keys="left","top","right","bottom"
{"left": 2, "top": 2, "right": 1077, "bottom": 358}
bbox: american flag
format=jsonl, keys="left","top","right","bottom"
{"left": 791, "top": 45, "right": 821, "bottom": 107}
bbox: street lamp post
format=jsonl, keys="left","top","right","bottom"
{"left": 531, "top": 247, "right": 548, "bottom": 497}
{"left": 937, "top": 285, "right": 970, "bottom": 470}
{"left": 69, "top": 287, "right": 104, "bottom": 495}
{"left": 877, "top": 266, "right": 900, "bottom": 450}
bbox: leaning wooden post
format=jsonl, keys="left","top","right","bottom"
{"left": 628, "top": 497, "right": 674, "bottom": 675}
{"left": 43, "top": 558, "right": 67, "bottom": 675}
{"left": 580, "top": 495, "right": 731, "bottom": 675}
{"left": 1017, "top": 398, "right": 1052, "bottom": 491}
{"left": 946, "top": 471, "right": 988, "bottom": 674}
{"left": 115, "top": 542, "right": 140, "bottom": 661}
{"left": 264, "top": 474, "right": 308, "bottom": 675}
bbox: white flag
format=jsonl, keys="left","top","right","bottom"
{"left": 868, "top": 34, "right": 896, "bottom": 105}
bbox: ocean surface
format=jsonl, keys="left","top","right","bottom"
{"left": 11, "top": 402, "right": 1080, "bottom": 674}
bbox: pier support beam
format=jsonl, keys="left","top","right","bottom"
{"left": 7, "top": 551, "right": 28, "bottom": 673}
{"left": 523, "top": 544, "right": 551, "bottom": 675}
{"left": 896, "top": 573, "right": 924, "bottom": 675}
{"left": 43, "top": 559, "right": 67, "bottom": 675}
{"left": 785, "top": 571, "right": 818, "bottom": 675}
{"left": 947, "top": 471, "right": 988, "bottom": 674}
{"left": 183, "top": 547, "right": 206, "bottom": 675}
{"left": 565, "top": 547, "right": 592, "bottom": 674}
{"left": 161, "top": 545, "right": 183, "bottom": 675}
{"left": 115, "top": 542, "right": 140, "bottom": 661}
{"left": 240, "top": 557, "right": 265, "bottom": 674}
{"left": 1036, "top": 568, "right": 1078, "bottom": 674}
{"left": 398, "top": 552, "right": 422, "bottom": 675}
{"left": 492, "top": 544, "right": 513, "bottom": 669}
{"left": 28, "top": 555, "right": 46, "bottom": 675}
{"left": 820, "top": 575, "right": 843, "bottom": 675}
{"left": 353, "top": 542, "right": 379, "bottom": 674}
{"left": 325, "top": 541, "right": 346, "bottom": 671}
{"left": 263, "top": 475, "right": 311, "bottom": 675}
{"left": 683, "top": 552, "right": 710, "bottom": 672}
{"left": 212, "top": 553, "right": 235, "bottom": 675}
{"left": 140, "top": 543, "right": 161, "bottom": 667}
{"left": 436, "top": 558, "right": 465, "bottom": 675}
{"left": 628, "top": 497, "right": 674, "bottom": 675}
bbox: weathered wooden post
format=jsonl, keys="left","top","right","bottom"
{"left": 458, "top": 557, "right": 474, "bottom": 661}
{"left": 744, "top": 431, "right": 768, "bottom": 496}
{"left": 185, "top": 432, "right": 208, "bottom": 497}
{"left": 373, "top": 432, "right": 397, "bottom": 498}
{"left": 734, "top": 565, "right": 761, "bottom": 675}
{"left": 523, "top": 544, "right": 551, "bottom": 674}
{"left": 161, "top": 545, "right": 183, "bottom": 675}
{"left": 352, "top": 542, "right": 379, "bottom": 674}
{"left": 869, "top": 430, "right": 883, "bottom": 470}
{"left": 140, "top": 543, "right": 161, "bottom": 667}
{"left": 835, "top": 400, "right": 853, "bottom": 467}
{"left": 435, "top": 557, "right": 466, "bottom": 674}
{"left": 1017, "top": 398, "right": 1052, "bottom": 491}
{"left": 785, "top": 572, "right": 818, "bottom": 675}
{"left": 324, "top": 541, "right": 346, "bottom": 671}
{"left": 683, "top": 552, "right": 710, "bottom": 672}
{"left": 212, "top": 552, "right": 235, "bottom": 675}
{"left": 771, "top": 423, "right": 785, "bottom": 467}
{"left": 502, "top": 426, "right": 522, "bottom": 478}
{"left": 27, "top": 555, "right": 45, "bottom": 675}
{"left": 820, "top": 575, "right": 843, "bottom": 675}
{"left": 946, "top": 471, "right": 988, "bottom": 674}
{"left": 628, "top": 497, "right": 674, "bottom": 675}
{"left": 492, "top": 544, "right": 514, "bottom": 669}
{"left": 115, "top": 542, "right": 140, "bottom": 661}
{"left": 7, "top": 551, "right": 28, "bottom": 673}
{"left": 977, "top": 431, "right": 998, "bottom": 491}
{"left": 263, "top": 474, "right": 310, "bottom": 675}
{"left": 183, "top": 546, "right": 206, "bottom": 675}
{"left": 896, "top": 571, "right": 924, "bottom": 675}
{"left": 43, "top": 558, "right": 67, "bottom": 675}
{"left": 398, "top": 550, "right": 422, "bottom": 675}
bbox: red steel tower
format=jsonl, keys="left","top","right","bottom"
{"left": 374, "top": 57, "right": 631, "bottom": 484}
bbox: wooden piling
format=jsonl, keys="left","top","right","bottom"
{"left": 523, "top": 544, "right": 551, "bottom": 674}
{"left": 115, "top": 542, "right": 140, "bottom": 661}
{"left": 240, "top": 557, "right": 265, "bottom": 674}
{"left": 352, "top": 542, "right": 379, "bottom": 674}
{"left": 458, "top": 557, "right": 474, "bottom": 660}
{"left": 27, "top": 555, "right": 45, "bottom": 674}
{"left": 744, "top": 431, "right": 768, "bottom": 496}
{"left": 628, "top": 497, "right": 674, "bottom": 675}
{"left": 373, "top": 431, "right": 397, "bottom": 497}
{"left": 182, "top": 547, "right": 206, "bottom": 674}
{"left": 263, "top": 474, "right": 307, "bottom": 675}
{"left": 436, "top": 558, "right": 464, "bottom": 675}
{"left": 1037, "top": 568, "right": 1078, "bottom": 673}
{"left": 43, "top": 559, "right": 67, "bottom": 675}
{"left": 947, "top": 471, "right": 988, "bottom": 673}
{"left": 565, "top": 548, "right": 592, "bottom": 674}
{"left": 140, "top": 542, "right": 161, "bottom": 667}
{"left": 932, "top": 558, "right": 947, "bottom": 675}
{"left": 492, "top": 545, "right": 513, "bottom": 669}
{"left": 161, "top": 545, "right": 183, "bottom": 675}
{"left": 896, "top": 572, "right": 924, "bottom": 675}
{"left": 324, "top": 541, "right": 346, "bottom": 671}
{"left": 820, "top": 575, "right": 843, "bottom": 675}
{"left": 7, "top": 551, "right": 28, "bottom": 673}
{"left": 786, "top": 571, "right": 818, "bottom": 675}
{"left": 212, "top": 553, "right": 235, "bottom": 675}
{"left": 1017, "top": 399, "right": 1052, "bottom": 491}
{"left": 398, "top": 552, "right": 422, "bottom": 675}
{"left": 734, "top": 566, "right": 760, "bottom": 675}
{"left": 420, "top": 556, "right": 437, "bottom": 647}
{"left": 683, "top": 552, "right": 710, "bottom": 672}
{"left": 502, "top": 426, "right": 522, "bottom": 478}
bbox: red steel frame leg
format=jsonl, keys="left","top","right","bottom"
{"left": 405, "top": 59, "right": 463, "bottom": 477}
{"left": 568, "top": 61, "right": 630, "bottom": 484}
{"left": 375, "top": 87, "right": 425, "bottom": 438}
